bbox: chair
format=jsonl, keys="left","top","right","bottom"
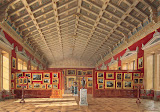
{"left": 2, "top": 90, "right": 10, "bottom": 100}
{"left": 147, "top": 90, "right": 154, "bottom": 99}
{"left": 140, "top": 90, "right": 146, "bottom": 98}
{"left": 10, "top": 90, "right": 16, "bottom": 98}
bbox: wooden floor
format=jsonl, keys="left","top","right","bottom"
{"left": 0, "top": 94, "right": 160, "bottom": 112}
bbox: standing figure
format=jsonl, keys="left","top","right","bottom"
{"left": 81, "top": 77, "right": 86, "bottom": 89}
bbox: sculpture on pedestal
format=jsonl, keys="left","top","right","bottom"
{"left": 81, "top": 77, "right": 86, "bottom": 89}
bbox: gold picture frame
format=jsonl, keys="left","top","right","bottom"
{"left": 25, "top": 73, "right": 31, "bottom": 78}
{"left": 87, "top": 82, "right": 92, "bottom": 87}
{"left": 33, "top": 82, "right": 41, "bottom": 89}
{"left": 77, "top": 70, "right": 82, "bottom": 75}
{"left": 67, "top": 69, "right": 76, "bottom": 75}
{"left": 16, "top": 84, "right": 22, "bottom": 89}
{"left": 28, "top": 84, "right": 33, "bottom": 89}
{"left": 87, "top": 77, "right": 93, "bottom": 82}
{"left": 43, "top": 78, "right": 50, "bottom": 84}
{"left": 123, "top": 81, "right": 133, "bottom": 89}
{"left": 47, "top": 84, "right": 52, "bottom": 89}
{"left": 12, "top": 57, "right": 16, "bottom": 69}
{"left": 124, "top": 73, "right": 132, "bottom": 80}
{"left": 105, "top": 80, "right": 115, "bottom": 89}
{"left": 97, "top": 78, "right": 104, "bottom": 84}
{"left": 97, "top": 72, "right": 104, "bottom": 78}
{"left": 32, "top": 73, "right": 42, "bottom": 81}
{"left": 133, "top": 78, "right": 138, "bottom": 84}
{"left": 11, "top": 73, "right": 15, "bottom": 80}
{"left": 116, "top": 81, "right": 122, "bottom": 89}
{"left": 83, "top": 71, "right": 86, "bottom": 75}
{"left": 16, "top": 73, "right": 23, "bottom": 78}
{"left": 28, "top": 78, "right": 31, "bottom": 84}
{"left": 98, "top": 84, "right": 104, "bottom": 89}
{"left": 116, "top": 73, "right": 122, "bottom": 80}
{"left": 87, "top": 70, "right": 93, "bottom": 75}
{"left": 53, "top": 73, "right": 58, "bottom": 78}
{"left": 16, "top": 79, "right": 19, "bottom": 84}
{"left": 53, "top": 84, "right": 58, "bottom": 89}
{"left": 43, "top": 73, "right": 50, "bottom": 78}
{"left": 52, "top": 78, "right": 59, "bottom": 83}
{"left": 24, "top": 78, "right": 28, "bottom": 84}
{"left": 139, "top": 78, "right": 143, "bottom": 84}
{"left": 138, "top": 57, "right": 143, "bottom": 69}
{"left": 133, "top": 73, "right": 140, "bottom": 77}
{"left": 41, "top": 84, "right": 46, "bottom": 89}
{"left": 19, "top": 78, "right": 23, "bottom": 84}
{"left": 106, "top": 73, "right": 114, "bottom": 79}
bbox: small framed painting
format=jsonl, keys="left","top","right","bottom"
{"left": 12, "top": 57, "right": 16, "bottom": 69}
{"left": 24, "top": 85, "right": 27, "bottom": 89}
{"left": 87, "top": 82, "right": 92, "bottom": 87}
{"left": 52, "top": 79, "right": 59, "bottom": 83}
{"left": 87, "top": 70, "right": 93, "bottom": 75}
{"left": 41, "top": 84, "right": 46, "bottom": 89}
{"left": 53, "top": 84, "right": 58, "bottom": 89}
{"left": 97, "top": 78, "right": 104, "bottom": 84}
{"left": 106, "top": 73, "right": 114, "bottom": 79}
{"left": 116, "top": 73, "right": 122, "bottom": 80}
{"left": 43, "top": 73, "right": 50, "bottom": 78}
{"left": 87, "top": 77, "right": 93, "bottom": 82}
{"left": 32, "top": 73, "right": 42, "bottom": 81}
{"left": 16, "top": 79, "right": 19, "bottom": 84}
{"left": 116, "top": 81, "right": 122, "bottom": 89}
{"left": 19, "top": 78, "right": 23, "bottom": 84}
{"left": 138, "top": 57, "right": 143, "bottom": 69}
{"left": 124, "top": 73, "right": 132, "bottom": 80}
{"left": 33, "top": 83, "right": 41, "bottom": 89}
{"left": 77, "top": 70, "right": 82, "bottom": 75}
{"left": 25, "top": 73, "right": 31, "bottom": 78}
{"left": 43, "top": 78, "right": 50, "bottom": 84}
{"left": 11, "top": 73, "right": 15, "bottom": 80}
{"left": 105, "top": 80, "right": 115, "bottom": 89}
{"left": 133, "top": 73, "right": 140, "bottom": 77}
{"left": 67, "top": 69, "right": 76, "bottom": 75}
{"left": 139, "top": 78, "right": 143, "bottom": 84}
{"left": 28, "top": 79, "right": 31, "bottom": 84}
{"left": 83, "top": 71, "right": 86, "bottom": 75}
{"left": 134, "top": 79, "right": 138, "bottom": 84}
{"left": 123, "top": 81, "right": 133, "bottom": 89}
{"left": 28, "top": 84, "right": 33, "bottom": 89}
{"left": 24, "top": 78, "right": 28, "bottom": 84}
{"left": 53, "top": 73, "right": 58, "bottom": 78}
{"left": 47, "top": 84, "right": 52, "bottom": 89}
{"left": 16, "top": 84, "right": 21, "bottom": 89}
{"left": 16, "top": 73, "right": 23, "bottom": 78}
{"left": 97, "top": 72, "right": 104, "bottom": 78}
{"left": 98, "top": 84, "right": 104, "bottom": 89}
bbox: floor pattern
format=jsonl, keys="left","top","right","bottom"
{"left": 0, "top": 94, "right": 160, "bottom": 112}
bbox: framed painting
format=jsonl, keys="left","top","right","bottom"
{"left": 124, "top": 73, "right": 132, "bottom": 80}
{"left": 87, "top": 70, "right": 93, "bottom": 75}
{"left": 138, "top": 57, "right": 143, "bottom": 69}
{"left": 53, "top": 73, "right": 58, "bottom": 78}
{"left": 47, "top": 84, "right": 52, "bottom": 89}
{"left": 83, "top": 71, "right": 86, "bottom": 75}
{"left": 28, "top": 84, "right": 33, "bottom": 89}
{"left": 11, "top": 82, "right": 14, "bottom": 88}
{"left": 11, "top": 73, "right": 15, "bottom": 80}
{"left": 97, "top": 78, "right": 104, "bottom": 84}
{"left": 52, "top": 79, "right": 59, "bottom": 83}
{"left": 98, "top": 84, "right": 104, "bottom": 89}
{"left": 116, "top": 81, "right": 122, "bottom": 89}
{"left": 53, "top": 84, "right": 58, "bottom": 89}
{"left": 134, "top": 85, "right": 138, "bottom": 89}
{"left": 33, "top": 83, "right": 41, "bottom": 89}
{"left": 43, "top": 78, "right": 50, "bottom": 84}
{"left": 16, "top": 79, "right": 19, "bottom": 84}
{"left": 116, "top": 73, "right": 122, "bottom": 80}
{"left": 28, "top": 79, "right": 31, "bottom": 84}
{"left": 123, "top": 81, "right": 133, "bottom": 89}
{"left": 134, "top": 78, "right": 138, "bottom": 84}
{"left": 87, "top": 77, "right": 93, "bottom": 82}
{"left": 16, "top": 84, "right": 21, "bottom": 89}
{"left": 32, "top": 73, "right": 42, "bottom": 81}
{"left": 24, "top": 85, "right": 27, "bottom": 89}
{"left": 77, "top": 70, "right": 82, "bottom": 76}
{"left": 19, "top": 78, "right": 23, "bottom": 84}
{"left": 16, "top": 73, "right": 23, "bottom": 78}
{"left": 24, "top": 78, "right": 28, "bottom": 84}
{"left": 139, "top": 78, "right": 143, "bottom": 84}
{"left": 133, "top": 73, "right": 140, "bottom": 77}
{"left": 41, "top": 84, "right": 46, "bottom": 89}
{"left": 97, "top": 72, "right": 104, "bottom": 78}
{"left": 43, "top": 73, "right": 50, "bottom": 78}
{"left": 67, "top": 69, "right": 76, "bottom": 75}
{"left": 105, "top": 80, "right": 115, "bottom": 89}
{"left": 25, "top": 73, "right": 31, "bottom": 78}
{"left": 87, "top": 82, "right": 92, "bottom": 87}
{"left": 12, "top": 57, "right": 16, "bottom": 69}
{"left": 106, "top": 73, "right": 114, "bottom": 79}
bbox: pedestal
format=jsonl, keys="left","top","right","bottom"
{"left": 73, "top": 86, "right": 78, "bottom": 96}
{"left": 79, "top": 89, "right": 88, "bottom": 106}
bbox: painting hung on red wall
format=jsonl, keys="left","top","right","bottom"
{"left": 12, "top": 57, "right": 16, "bottom": 69}
{"left": 67, "top": 69, "right": 76, "bottom": 75}
{"left": 32, "top": 73, "right": 42, "bottom": 81}
{"left": 116, "top": 81, "right": 122, "bottom": 89}
{"left": 106, "top": 73, "right": 114, "bottom": 79}
{"left": 87, "top": 70, "right": 93, "bottom": 75}
{"left": 124, "top": 73, "right": 132, "bottom": 80}
{"left": 105, "top": 80, "right": 115, "bottom": 89}
{"left": 138, "top": 57, "right": 143, "bottom": 69}
{"left": 116, "top": 73, "right": 122, "bottom": 80}
{"left": 77, "top": 70, "right": 82, "bottom": 75}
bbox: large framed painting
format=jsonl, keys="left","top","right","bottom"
{"left": 43, "top": 78, "right": 50, "bottom": 84}
{"left": 124, "top": 73, "right": 132, "bottom": 80}
{"left": 138, "top": 57, "right": 143, "bottom": 69}
{"left": 53, "top": 73, "right": 58, "bottom": 78}
{"left": 12, "top": 57, "right": 16, "bottom": 69}
{"left": 98, "top": 84, "right": 104, "bottom": 89}
{"left": 116, "top": 73, "right": 122, "bottom": 80}
{"left": 87, "top": 70, "right": 93, "bottom": 75}
{"left": 97, "top": 72, "right": 104, "bottom": 78}
{"left": 77, "top": 70, "right": 82, "bottom": 76}
{"left": 33, "top": 83, "right": 41, "bottom": 89}
{"left": 123, "top": 81, "right": 133, "bottom": 89}
{"left": 32, "top": 73, "right": 42, "bottom": 81}
{"left": 97, "top": 78, "right": 104, "bottom": 84}
{"left": 43, "top": 73, "right": 50, "bottom": 78}
{"left": 106, "top": 73, "right": 114, "bottom": 79}
{"left": 116, "top": 81, "right": 122, "bottom": 89}
{"left": 25, "top": 73, "right": 31, "bottom": 78}
{"left": 105, "top": 80, "right": 115, "bottom": 89}
{"left": 67, "top": 69, "right": 76, "bottom": 75}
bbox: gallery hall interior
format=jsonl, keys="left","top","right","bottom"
{"left": 0, "top": 0, "right": 160, "bottom": 111}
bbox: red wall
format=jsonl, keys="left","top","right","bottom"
{"left": 98, "top": 28, "right": 160, "bottom": 72}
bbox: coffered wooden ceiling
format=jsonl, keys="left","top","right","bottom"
{"left": 0, "top": 0, "right": 159, "bottom": 65}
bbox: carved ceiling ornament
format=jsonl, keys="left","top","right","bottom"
{"left": 0, "top": 28, "right": 13, "bottom": 50}
{"left": 31, "top": 57, "right": 38, "bottom": 67}
{"left": 108, "top": 57, "right": 118, "bottom": 67}
{"left": 100, "top": 63, "right": 107, "bottom": 70}
{"left": 120, "top": 46, "right": 138, "bottom": 61}
{"left": 142, "top": 30, "right": 160, "bottom": 50}
{"left": 15, "top": 46, "right": 30, "bottom": 62}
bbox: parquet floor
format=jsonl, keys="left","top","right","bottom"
{"left": 0, "top": 94, "right": 160, "bottom": 112}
